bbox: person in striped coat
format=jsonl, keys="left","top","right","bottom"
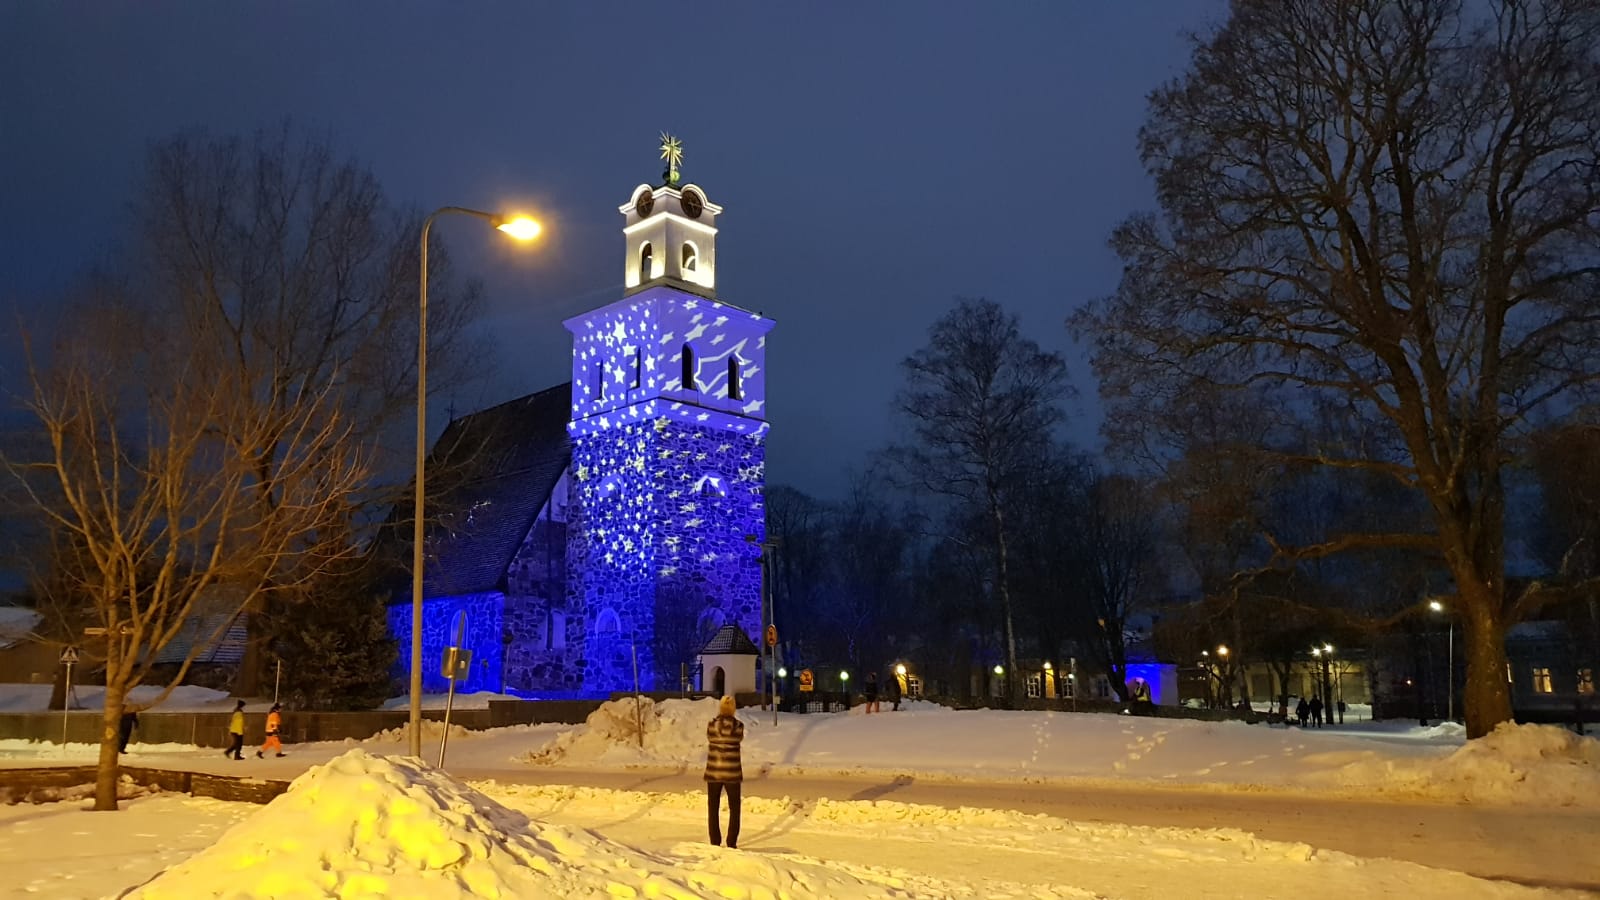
{"left": 704, "top": 695, "right": 745, "bottom": 848}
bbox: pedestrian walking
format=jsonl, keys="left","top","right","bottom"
{"left": 257, "top": 703, "right": 285, "bottom": 758}
{"left": 1295, "top": 697, "right": 1310, "bottom": 727}
{"left": 117, "top": 709, "right": 139, "bottom": 754}
{"left": 225, "top": 700, "right": 246, "bottom": 760}
{"left": 705, "top": 696, "right": 744, "bottom": 848}
{"left": 865, "top": 672, "right": 880, "bottom": 714}
{"left": 889, "top": 672, "right": 902, "bottom": 712}
{"left": 1309, "top": 695, "right": 1324, "bottom": 727}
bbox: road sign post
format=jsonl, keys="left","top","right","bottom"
{"left": 437, "top": 611, "right": 471, "bottom": 767}
{"left": 59, "top": 646, "right": 79, "bottom": 751}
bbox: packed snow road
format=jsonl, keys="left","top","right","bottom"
{"left": 457, "top": 765, "right": 1600, "bottom": 892}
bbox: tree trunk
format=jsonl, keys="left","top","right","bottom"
{"left": 93, "top": 676, "right": 124, "bottom": 811}
{"left": 991, "top": 503, "right": 1020, "bottom": 705}
{"left": 1460, "top": 584, "right": 1513, "bottom": 739}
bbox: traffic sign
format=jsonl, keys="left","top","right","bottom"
{"left": 59, "top": 646, "right": 79, "bottom": 664}
{"left": 798, "top": 668, "right": 814, "bottom": 692}
{"left": 765, "top": 625, "right": 777, "bottom": 647}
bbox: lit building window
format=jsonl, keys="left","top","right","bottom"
{"left": 638, "top": 242, "right": 654, "bottom": 282}
{"left": 1025, "top": 674, "right": 1042, "bottom": 699}
{"left": 1579, "top": 668, "right": 1595, "bottom": 695}
{"left": 1532, "top": 666, "right": 1553, "bottom": 693}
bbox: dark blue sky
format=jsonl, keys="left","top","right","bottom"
{"left": 0, "top": 2, "right": 1225, "bottom": 500}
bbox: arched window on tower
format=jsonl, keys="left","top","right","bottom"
{"left": 727, "top": 356, "right": 741, "bottom": 400}
{"left": 593, "top": 358, "right": 605, "bottom": 403}
{"left": 637, "top": 242, "right": 654, "bottom": 283}
{"left": 681, "top": 241, "right": 698, "bottom": 275}
{"left": 632, "top": 348, "right": 642, "bottom": 389}
{"left": 681, "top": 344, "right": 696, "bottom": 392}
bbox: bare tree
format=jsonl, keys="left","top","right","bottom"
{"left": 1074, "top": 472, "right": 1158, "bottom": 703}
{"left": 891, "top": 298, "right": 1069, "bottom": 701}
{"left": 1073, "top": 0, "right": 1600, "bottom": 736}
{"left": 9, "top": 289, "right": 368, "bottom": 810}
{"left": 131, "top": 125, "right": 488, "bottom": 692}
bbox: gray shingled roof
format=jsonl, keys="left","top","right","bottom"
{"left": 701, "top": 624, "right": 759, "bottom": 655}
{"left": 416, "top": 383, "right": 572, "bottom": 596}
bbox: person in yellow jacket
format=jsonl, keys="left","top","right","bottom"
{"left": 257, "top": 703, "right": 285, "bottom": 758}
{"left": 224, "top": 700, "right": 246, "bottom": 760}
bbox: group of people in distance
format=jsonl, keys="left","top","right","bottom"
{"left": 222, "top": 700, "right": 285, "bottom": 759}
{"left": 117, "top": 699, "right": 286, "bottom": 758}
{"left": 859, "top": 670, "right": 903, "bottom": 713}
{"left": 1292, "top": 695, "right": 1345, "bottom": 727}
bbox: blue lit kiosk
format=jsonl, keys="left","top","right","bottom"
{"left": 390, "top": 140, "right": 775, "bottom": 702}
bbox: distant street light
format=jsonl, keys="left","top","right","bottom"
{"left": 410, "top": 206, "right": 541, "bottom": 759}
{"left": 1430, "top": 601, "right": 1454, "bottom": 723}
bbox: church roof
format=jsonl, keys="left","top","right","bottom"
{"left": 414, "top": 383, "right": 572, "bottom": 597}
{"left": 700, "top": 624, "right": 759, "bottom": 656}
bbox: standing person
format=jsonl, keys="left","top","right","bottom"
{"left": 1336, "top": 699, "right": 1346, "bottom": 724}
{"left": 864, "top": 671, "right": 880, "bottom": 714}
{"left": 889, "top": 671, "right": 902, "bottom": 712}
{"left": 1309, "top": 695, "right": 1324, "bottom": 728}
{"left": 117, "top": 708, "right": 139, "bottom": 754}
{"left": 1295, "top": 697, "right": 1310, "bottom": 727}
{"left": 225, "top": 700, "right": 246, "bottom": 760}
{"left": 257, "top": 703, "right": 285, "bottom": 758}
{"left": 705, "top": 695, "right": 744, "bottom": 848}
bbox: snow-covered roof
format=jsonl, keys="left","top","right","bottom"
{"left": 0, "top": 606, "right": 42, "bottom": 650}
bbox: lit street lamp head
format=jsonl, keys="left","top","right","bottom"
{"left": 1429, "top": 600, "right": 1444, "bottom": 612}
{"left": 494, "top": 216, "right": 542, "bottom": 240}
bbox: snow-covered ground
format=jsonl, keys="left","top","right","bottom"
{"left": 1, "top": 697, "right": 1597, "bottom": 896}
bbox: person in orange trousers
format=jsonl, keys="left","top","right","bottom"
{"left": 256, "top": 703, "right": 285, "bottom": 758}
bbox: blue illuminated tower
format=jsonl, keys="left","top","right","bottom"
{"left": 563, "top": 175, "right": 774, "bottom": 693}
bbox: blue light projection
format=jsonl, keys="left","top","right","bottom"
{"left": 565, "top": 286, "right": 773, "bottom": 694}
{"left": 387, "top": 592, "right": 505, "bottom": 695}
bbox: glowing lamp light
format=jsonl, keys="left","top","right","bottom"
{"left": 993, "top": 665, "right": 1004, "bottom": 675}
{"left": 895, "top": 664, "right": 907, "bottom": 676}
{"left": 1428, "top": 600, "right": 1444, "bottom": 612}
{"left": 1217, "top": 646, "right": 1229, "bottom": 657}
{"left": 1323, "top": 644, "right": 1334, "bottom": 653}
{"left": 840, "top": 671, "right": 850, "bottom": 682}
{"left": 1312, "top": 648, "right": 1322, "bottom": 657}
{"left": 1043, "top": 661, "right": 1053, "bottom": 671}
{"left": 495, "top": 216, "right": 542, "bottom": 240}
{"left": 778, "top": 667, "right": 787, "bottom": 678}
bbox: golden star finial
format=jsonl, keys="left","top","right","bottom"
{"left": 659, "top": 132, "right": 683, "bottom": 185}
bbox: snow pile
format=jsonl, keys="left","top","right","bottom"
{"left": 1319, "top": 722, "right": 1600, "bottom": 806}
{"left": 365, "top": 717, "right": 477, "bottom": 745}
{"left": 129, "top": 748, "right": 939, "bottom": 899}
{"left": 526, "top": 696, "right": 719, "bottom": 766}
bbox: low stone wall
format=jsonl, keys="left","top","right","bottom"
{"left": 0, "top": 765, "right": 291, "bottom": 805}
{"left": 487, "top": 699, "right": 605, "bottom": 727}
{"left": 0, "top": 708, "right": 495, "bottom": 748}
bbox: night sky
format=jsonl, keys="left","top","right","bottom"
{"left": 0, "top": 2, "right": 1226, "bottom": 500}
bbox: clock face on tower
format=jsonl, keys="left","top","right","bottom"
{"left": 634, "top": 189, "right": 654, "bottom": 218}
{"left": 679, "top": 188, "right": 704, "bottom": 219}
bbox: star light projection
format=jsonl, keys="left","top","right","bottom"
{"left": 564, "top": 285, "right": 774, "bottom": 693}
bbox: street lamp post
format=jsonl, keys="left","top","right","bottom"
{"left": 410, "top": 207, "right": 541, "bottom": 759}
{"left": 1429, "top": 601, "right": 1453, "bottom": 723}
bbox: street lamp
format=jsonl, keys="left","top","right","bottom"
{"left": 410, "top": 206, "right": 541, "bottom": 759}
{"left": 1042, "top": 661, "right": 1053, "bottom": 699}
{"left": 1430, "top": 601, "right": 1453, "bottom": 723}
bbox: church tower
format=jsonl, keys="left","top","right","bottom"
{"left": 563, "top": 137, "right": 774, "bottom": 693}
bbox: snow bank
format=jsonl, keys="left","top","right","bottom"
{"left": 526, "top": 696, "right": 719, "bottom": 766}
{"left": 1318, "top": 722, "right": 1600, "bottom": 806}
{"left": 129, "top": 748, "right": 939, "bottom": 899}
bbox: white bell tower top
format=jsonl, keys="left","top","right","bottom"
{"left": 620, "top": 135, "right": 721, "bottom": 298}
